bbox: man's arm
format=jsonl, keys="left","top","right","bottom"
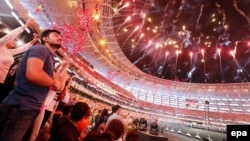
{"left": 26, "top": 57, "right": 60, "bottom": 89}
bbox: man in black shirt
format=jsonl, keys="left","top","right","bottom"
{"left": 50, "top": 102, "right": 91, "bottom": 141}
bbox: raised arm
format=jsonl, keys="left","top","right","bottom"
{"left": 0, "top": 18, "right": 36, "bottom": 49}
{"left": 9, "top": 34, "right": 39, "bottom": 55}
{"left": 0, "top": 25, "right": 27, "bottom": 48}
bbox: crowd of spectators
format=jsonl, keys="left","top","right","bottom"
{"left": 0, "top": 20, "right": 141, "bottom": 141}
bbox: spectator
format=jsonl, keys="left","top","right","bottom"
{"left": 0, "top": 29, "right": 66, "bottom": 141}
{"left": 93, "top": 109, "right": 102, "bottom": 128}
{"left": 106, "top": 105, "right": 125, "bottom": 125}
{"left": 105, "top": 105, "right": 125, "bottom": 141}
{"left": 126, "top": 130, "right": 140, "bottom": 141}
{"left": 93, "top": 108, "right": 109, "bottom": 133}
{"left": 105, "top": 119, "right": 125, "bottom": 140}
{"left": 49, "top": 102, "right": 91, "bottom": 141}
{"left": 0, "top": 18, "right": 38, "bottom": 102}
{"left": 83, "top": 119, "right": 125, "bottom": 141}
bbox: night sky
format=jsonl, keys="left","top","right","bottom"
{"left": 112, "top": 0, "right": 250, "bottom": 83}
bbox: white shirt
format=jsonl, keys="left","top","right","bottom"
{"left": 0, "top": 25, "right": 32, "bottom": 83}
{"left": 45, "top": 89, "right": 58, "bottom": 111}
{"left": 61, "top": 90, "right": 70, "bottom": 104}
{"left": 106, "top": 113, "right": 125, "bottom": 126}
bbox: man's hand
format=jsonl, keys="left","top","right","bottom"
{"left": 52, "top": 79, "right": 61, "bottom": 91}
{"left": 53, "top": 71, "right": 69, "bottom": 91}
{"left": 30, "top": 34, "right": 40, "bottom": 45}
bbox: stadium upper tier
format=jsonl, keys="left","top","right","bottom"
{"left": 79, "top": 0, "right": 250, "bottom": 120}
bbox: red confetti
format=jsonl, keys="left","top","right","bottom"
{"left": 76, "top": 8, "right": 92, "bottom": 32}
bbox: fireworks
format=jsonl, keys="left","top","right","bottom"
{"left": 112, "top": 0, "right": 250, "bottom": 83}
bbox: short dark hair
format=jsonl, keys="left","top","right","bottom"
{"left": 112, "top": 105, "right": 121, "bottom": 113}
{"left": 70, "top": 102, "right": 91, "bottom": 121}
{"left": 126, "top": 130, "right": 140, "bottom": 141}
{"left": 105, "top": 119, "right": 125, "bottom": 140}
{"left": 40, "top": 29, "right": 60, "bottom": 45}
